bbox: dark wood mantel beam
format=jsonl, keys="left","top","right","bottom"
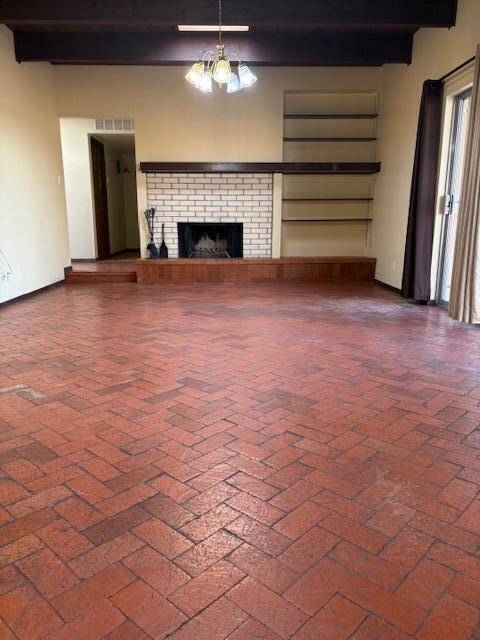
{"left": 139, "top": 162, "right": 382, "bottom": 175}
{"left": 14, "top": 31, "right": 413, "bottom": 66}
{"left": 0, "top": 0, "right": 458, "bottom": 29}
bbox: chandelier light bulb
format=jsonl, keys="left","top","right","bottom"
{"left": 198, "top": 69, "right": 214, "bottom": 93}
{"left": 226, "top": 72, "right": 241, "bottom": 93}
{"left": 185, "top": 62, "right": 205, "bottom": 87}
{"left": 213, "top": 58, "right": 232, "bottom": 85}
{"left": 238, "top": 64, "right": 257, "bottom": 89}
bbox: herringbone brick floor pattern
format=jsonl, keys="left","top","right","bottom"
{"left": 1, "top": 282, "right": 480, "bottom": 639}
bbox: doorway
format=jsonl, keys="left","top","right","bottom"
{"left": 59, "top": 118, "right": 140, "bottom": 261}
{"left": 437, "top": 89, "right": 472, "bottom": 306}
{"left": 90, "top": 133, "right": 140, "bottom": 260}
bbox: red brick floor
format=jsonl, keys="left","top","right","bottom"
{"left": 1, "top": 281, "right": 480, "bottom": 639}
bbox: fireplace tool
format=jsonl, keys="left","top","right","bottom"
{"left": 159, "top": 223, "right": 169, "bottom": 259}
{"left": 144, "top": 208, "right": 159, "bottom": 259}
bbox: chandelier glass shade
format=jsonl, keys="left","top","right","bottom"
{"left": 185, "top": 0, "right": 257, "bottom": 93}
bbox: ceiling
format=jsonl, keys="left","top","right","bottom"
{"left": 93, "top": 134, "right": 135, "bottom": 154}
{"left": 0, "top": 0, "right": 458, "bottom": 66}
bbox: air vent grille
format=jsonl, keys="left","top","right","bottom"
{"left": 95, "top": 119, "right": 134, "bottom": 132}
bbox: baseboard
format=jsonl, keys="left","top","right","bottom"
{"left": 374, "top": 278, "right": 402, "bottom": 294}
{"left": 0, "top": 278, "right": 65, "bottom": 307}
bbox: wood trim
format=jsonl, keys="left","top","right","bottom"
{"left": 283, "top": 137, "right": 377, "bottom": 142}
{"left": 284, "top": 114, "right": 379, "bottom": 120}
{"left": 139, "top": 162, "right": 381, "bottom": 175}
{"left": 283, "top": 198, "right": 374, "bottom": 202}
{"left": 136, "top": 257, "right": 376, "bottom": 284}
{"left": 66, "top": 271, "right": 137, "bottom": 283}
{"left": 137, "top": 257, "right": 376, "bottom": 264}
{"left": 282, "top": 219, "right": 373, "bottom": 222}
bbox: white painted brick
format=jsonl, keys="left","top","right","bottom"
{"left": 147, "top": 171, "right": 273, "bottom": 258}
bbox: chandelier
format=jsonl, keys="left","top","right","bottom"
{"left": 185, "top": 0, "right": 257, "bottom": 93}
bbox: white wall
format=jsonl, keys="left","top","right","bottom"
{"left": 371, "top": 0, "right": 480, "bottom": 288}
{"left": 0, "top": 26, "right": 70, "bottom": 303}
{"left": 59, "top": 118, "right": 97, "bottom": 259}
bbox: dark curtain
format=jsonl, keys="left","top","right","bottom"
{"left": 401, "top": 80, "right": 443, "bottom": 301}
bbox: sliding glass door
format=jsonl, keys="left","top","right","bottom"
{"left": 437, "top": 89, "right": 472, "bottom": 306}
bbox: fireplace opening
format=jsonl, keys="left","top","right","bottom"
{"left": 178, "top": 223, "right": 243, "bottom": 259}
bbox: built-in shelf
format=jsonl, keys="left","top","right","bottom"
{"left": 283, "top": 198, "right": 374, "bottom": 203}
{"left": 283, "top": 137, "right": 377, "bottom": 142}
{"left": 284, "top": 114, "right": 378, "bottom": 120}
{"left": 282, "top": 218, "right": 373, "bottom": 222}
{"left": 140, "top": 162, "right": 381, "bottom": 175}
{"left": 282, "top": 92, "right": 378, "bottom": 253}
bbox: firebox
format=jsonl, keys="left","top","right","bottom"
{"left": 178, "top": 223, "right": 243, "bottom": 259}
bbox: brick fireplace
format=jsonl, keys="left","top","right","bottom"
{"left": 146, "top": 172, "right": 273, "bottom": 258}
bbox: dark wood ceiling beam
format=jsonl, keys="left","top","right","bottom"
{"left": 14, "top": 31, "right": 413, "bottom": 65}
{"left": 0, "top": 0, "right": 458, "bottom": 29}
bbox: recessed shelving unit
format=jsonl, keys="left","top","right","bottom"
{"left": 281, "top": 91, "right": 380, "bottom": 257}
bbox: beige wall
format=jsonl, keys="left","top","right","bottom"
{"left": 372, "top": 0, "right": 480, "bottom": 288}
{"left": 0, "top": 26, "right": 69, "bottom": 303}
{"left": 54, "top": 67, "right": 380, "bottom": 162}
{"left": 53, "top": 66, "right": 380, "bottom": 256}
{"left": 122, "top": 153, "right": 140, "bottom": 249}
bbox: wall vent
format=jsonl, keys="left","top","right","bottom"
{"left": 95, "top": 119, "right": 134, "bottom": 132}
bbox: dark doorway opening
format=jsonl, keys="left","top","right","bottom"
{"left": 90, "top": 137, "right": 110, "bottom": 259}
{"left": 178, "top": 223, "right": 243, "bottom": 258}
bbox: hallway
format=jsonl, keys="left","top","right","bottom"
{"left": 0, "top": 282, "right": 479, "bottom": 639}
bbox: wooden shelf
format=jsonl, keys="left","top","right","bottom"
{"left": 284, "top": 137, "right": 377, "bottom": 142}
{"left": 282, "top": 218, "right": 373, "bottom": 222}
{"left": 282, "top": 163, "right": 380, "bottom": 175}
{"left": 140, "top": 162, "right": 381, "bottom": 175}
{"left": 283, "top": 198, "right": 373, "bottom": 203}
{"left": 284, "top": 114, "right": 378, "bottom": 120}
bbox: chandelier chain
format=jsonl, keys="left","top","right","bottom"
{"left": 218, "top": 0, "right": 222, "bottom": 47}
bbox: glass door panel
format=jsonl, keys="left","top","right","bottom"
{"left": 437, "top": 90, "right": 472, "bottom": 306}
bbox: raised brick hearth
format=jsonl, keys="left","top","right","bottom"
{"left": 146, "top": 172, "right": 273, "bottom": 258}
